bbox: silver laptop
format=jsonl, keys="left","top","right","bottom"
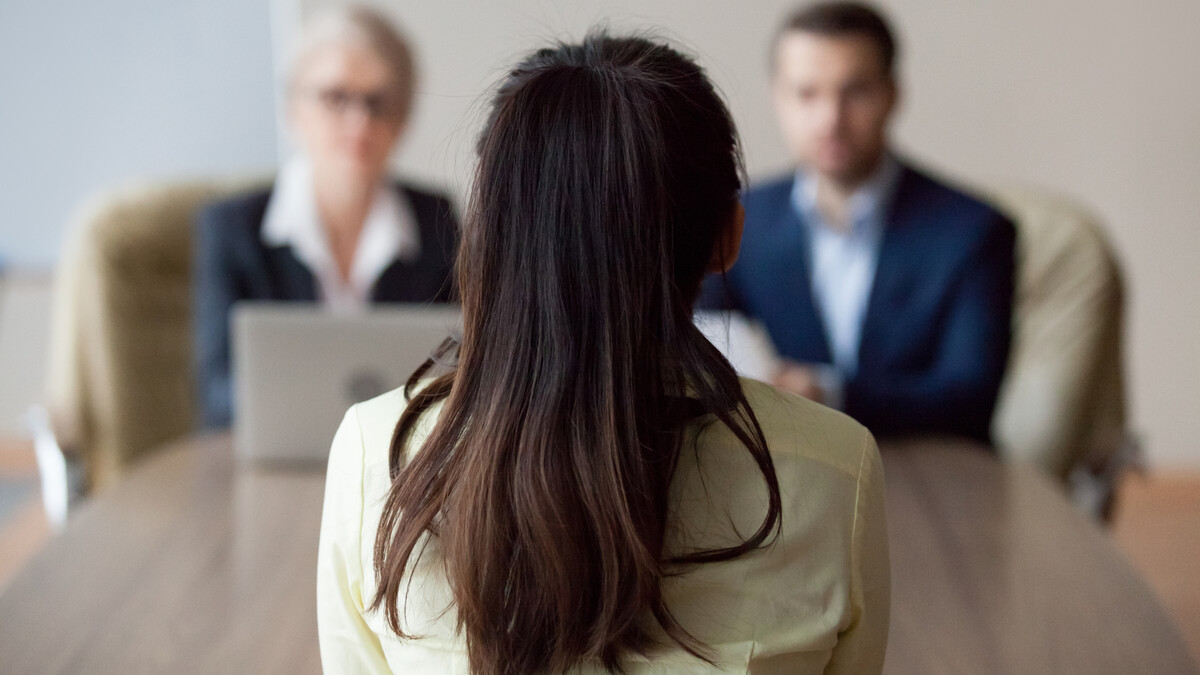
{"left": 232, "top": 303, "right": 461, "bottom": 464}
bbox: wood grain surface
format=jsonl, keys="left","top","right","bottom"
{"left": 881, "top": 437, "right": 1195, "bottom": 674}
{"left": 0, "top": 434, "right": 323, "bottom": 674}
{"left": 0, "top": 434, "right": 1193, "bottom": 674}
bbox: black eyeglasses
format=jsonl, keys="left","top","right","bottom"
{"left": 312, "top": 87, "right": 400, "bottom": 120}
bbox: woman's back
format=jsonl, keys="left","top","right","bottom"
{"left": 317, "top": 31, "right": 889, "bottom": 674}
{"left": 318, "top": 377, "right": 888, "bottom": 673}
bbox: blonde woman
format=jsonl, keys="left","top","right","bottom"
{"left": 194, "top": 6, "right": 457, "bottom": 428}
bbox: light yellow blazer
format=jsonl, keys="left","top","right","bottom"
{"left": 317, "top": 378, "right": 889, "bottom": 673}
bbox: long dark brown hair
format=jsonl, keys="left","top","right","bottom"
{"left": 371, "top": 33, "right": 782, "bottom": 674}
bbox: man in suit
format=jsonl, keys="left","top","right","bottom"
{"left": 701, "top": 1, "right": 1015, "bottom": 444}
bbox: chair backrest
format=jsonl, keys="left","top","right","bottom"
{"left": 46, "top": 177, "right": 269, "bottom": 491}
{"left": 985, "top": 188, "right": 1129, "bottom": 483}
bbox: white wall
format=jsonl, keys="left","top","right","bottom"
{"left": 2, "top": 0, "right": 1193, "bottom": 468}
{"left": 0, "top": 0, "right": 281, "bottom": 437}
{"left": 0, "top": 0, "right": 280, "bottom": 269}
{"left": 299, "top": 0, "right": 796, "bottom": 201}
{"left": 0, "top": 275, "right": 52, "bottom": 436}
{"left": 302, "top": 0, "right": 1200, "bottom": 470}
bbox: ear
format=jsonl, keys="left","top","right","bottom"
{"left": 285, "top": 93, "right": 308, "bottom": 150}
{"left": 884, "top": 76, "right": 901, "bottom": 119}
{"left": 707, "top": 202, "right": 745, "bottom": 273}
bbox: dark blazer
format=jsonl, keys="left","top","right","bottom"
{"left": 700, "top": 161, "right": 1016, "bottom": 444}
{"left": 193, "top": 182, "right": 459, "bottom": 429}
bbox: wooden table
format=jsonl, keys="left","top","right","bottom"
{"left": 881, "top": 438, "right": 1195, "bottom": 674}
{"left": 0, "top": 434, "right": 323, "bottom": 674}
{"left": 0, "top": 435, "right": 1193, "bottom": 674}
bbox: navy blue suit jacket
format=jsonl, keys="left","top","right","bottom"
{"left": 193, "top": 182, "right": 459, "bottom": 429}
{"left": 700, "top": 162, "right": 1015, "bottom": 444}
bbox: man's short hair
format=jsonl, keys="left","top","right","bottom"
{"left": 773, "top": 2, "right": 898, "bottom": 75}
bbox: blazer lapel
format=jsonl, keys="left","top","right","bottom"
{"left": 860, "top": 168, "right": 919, "bottom": 370}
{"left": 264, "top": 245, "right": 318, "bottom": 301}
{"left": 371, "top": 260, "right": 411, "bottom": 302}
{"left": 368, "top": 185, "right": 451, "bottom": 303}
{"left": 763, "top": 199, "right": 831, "bottom": 363}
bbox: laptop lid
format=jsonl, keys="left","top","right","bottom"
{"left": 232, "top": 303, "right": 461, "bottom": 464}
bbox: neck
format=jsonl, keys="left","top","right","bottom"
{"left": 810, "top": 153, "right": 886, "bottom": 232}
{"left": 312, "top": 166, "right": 377, "bottom": 280}
{"left": 313, "top": 166, "right": 375, "bottom": 237}
{"left": 813, "top": 180, "right": 854, "bottom": 232}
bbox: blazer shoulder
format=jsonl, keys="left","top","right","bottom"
{"left": 737, "top": 378, "right": 876, "bottom": 479}
{"left": 395, "top": 181, "right": 461, "bottom": 247}
{"left": 197, "top": 186, "right": 274, "bottom": 237}
{"left": 740, "top": 173, "right": 797, "bottom": 238}
{"left": 899, "top": 164, "right": 1011, "bottom": 230}
{"left": 892, "top": 164, "right": 1015, "bottom": 260}
{"left": 350, "top": 387, "right": 410, "bottom": 460}
{"left": 743, "top": 173, "right": 794, "bottom": 210}
{"left": 396, "top": 182, "right": 455, "bottom": 215}
{"left": 396, "top": 180, "right": 449, "bottom": 202}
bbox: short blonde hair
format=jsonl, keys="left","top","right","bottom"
{"left": 287, "top": 5, "right": 417, "bottom": 123}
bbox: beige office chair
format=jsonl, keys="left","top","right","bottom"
{"left": 985, "top": 188, "right": 1139, "bottom": 519}
{"left": 45, "top": 177, "right": 269, "bottom": 493}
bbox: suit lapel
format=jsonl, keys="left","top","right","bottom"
{"left": 264, "top": 245, "right": 318, "bottom": 301}
{"left": 370, "top": 185, "right": 437, "bottom": 303}
{"left": 860, "top": 167, "right": 919, "bottom": 369}
{"left": 372, "top": 185, "right": 425, "bottom": 302}
{"left": 371, "top": 259, "right": 411, "bottom": 302}
{"left": 764, "top": 195, "right": 831, "bottom": 362}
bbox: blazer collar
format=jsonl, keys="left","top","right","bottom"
{"left": 261, "top": 157, "right": 421, "bottom": 308}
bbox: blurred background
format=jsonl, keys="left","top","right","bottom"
{"left": 2, "top": 0, "right": 1197, "bottom": 470}
{"left": 0, "top": 0, "right": 1198, "bottom": 661}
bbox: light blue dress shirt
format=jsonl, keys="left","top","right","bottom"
{"left": 791, "top": 155, "right": 901, "bottom": 408}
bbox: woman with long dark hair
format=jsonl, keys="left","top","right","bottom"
{"left": 317, "top": 33, "right": 889, "bottom": 674}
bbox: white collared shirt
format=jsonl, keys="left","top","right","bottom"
{"left": 791, "top": 155, "right": 901, "bottom": 404}
{"left": 261, "top": 158, "right": 422, "bottom": 312}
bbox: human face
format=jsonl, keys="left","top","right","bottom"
{"left": 772, "top": 32, "right": 897, "bottom": 187}
{"left": 290, "top": 42, "right": 406, "bottom": 186}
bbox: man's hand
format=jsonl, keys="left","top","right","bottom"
{"left": 771, "top": 360, "right": 826, "bottom": 403}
